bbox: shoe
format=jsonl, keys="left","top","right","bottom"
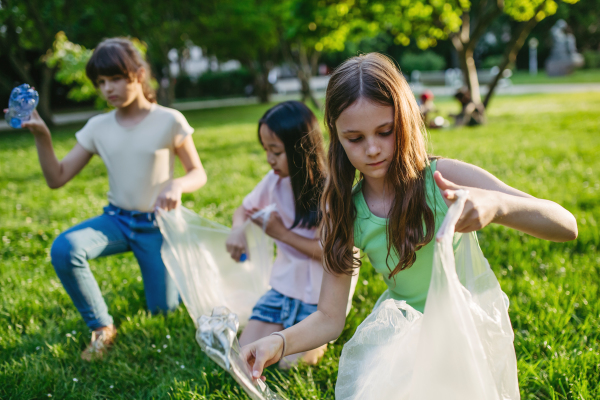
{"left": 81, "top": 324, "right": 117, "bottom": 361}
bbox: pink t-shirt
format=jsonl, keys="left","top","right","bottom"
{"left": 243, "top": 170, "right": 323, "bottom": 304}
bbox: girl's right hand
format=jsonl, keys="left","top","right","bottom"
{"left": 225, "top": 228, "right": 248, "bottom": 261}
{"left": 240, "top": 335, "right": 284, "bottom": 380}
{"left": 14, "top": 110, "right": 50, "bottom": 137}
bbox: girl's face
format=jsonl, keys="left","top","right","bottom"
{"left": 335, "top": 98, "right": 395, "bottom": 182}
{"left": 97, "top": 70, "right": 143, "bottom": 108}
{"left": 259, "top": 123, "right": 289, "bottom": 178}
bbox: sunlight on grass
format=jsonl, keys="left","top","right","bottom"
{"left": 1, "top": 93, "right": 599, "bottom": 399}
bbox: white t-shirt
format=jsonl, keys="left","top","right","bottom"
{"left": 243, "top": 170, "right": 324, "bottom": 305}
{"left": 76, "top": 104, "right": 194, "bottom": 212}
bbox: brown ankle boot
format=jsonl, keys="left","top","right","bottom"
{"left": 81, "top": 325, "right": 117, "bottom": 361}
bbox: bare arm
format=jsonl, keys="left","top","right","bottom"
{"left": 241, "top": 269, "right": 353, "bottom": 379}
{"left": 436, "top": 158, "right": 578, "bottom": 242}
{"left": 155, "top": 135, "right": 207, "bottom": 210}
{"left": 19, "top": 110, "right": 92, "bottom": 188}
{"left": 246, "top": 208, "right": 323, "bottom": 261}
{"left": 173, "top": 135, "right": 207, "bottom": 192}
{"left": 226, "top": 205, "right": 250, "bottom": 261}
{"left": 232, "top": 204, "right": 248, "bottom": 229}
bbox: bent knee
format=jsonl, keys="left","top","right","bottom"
{"left": 50, "top": 233, "right": 85, "bottom": 270}
{"left": 303, "top": 344, "right": 327, "bottom": 365}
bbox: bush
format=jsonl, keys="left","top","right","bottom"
{"left": 583, "top": 50, "right": 600, "bottom": 69}
{"left": 174, "top": 69, "right": 253, "bottom": 100}
{"left": 482, "top": 54, "right": 515, "bottom": 71}
{"left": 400, "top": 51, "right": 446, "bottom": 74}
{"left": 482, "top": 54, "right": 504, "bottom": 69}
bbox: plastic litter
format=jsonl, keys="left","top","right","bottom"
{"left": 156, "top": 204, "right": 277, "bottom": 325}
{"left": 157, "top": 204, "right": 358, "bottom": 399}
{"left": 5, "top": 84, "right": 39, "bottom": 129}
{"left": 336, "top": 190, "right": 519, "bottom": 400}
{"left": 196, "top": 306, "right": 286, "bottom": 400}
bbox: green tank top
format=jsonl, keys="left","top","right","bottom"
{"left": 352, "top": 159, "right": 448, "bottom": 313}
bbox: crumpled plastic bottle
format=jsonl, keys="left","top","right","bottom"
{"left": 196, "top": 307, "right": 286, "bottom": 400}
{"left": 5, "top": 84, "right": 39, "bottom": 129}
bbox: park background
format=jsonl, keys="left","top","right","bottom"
{"left": 1, "top": 0, "right": 599, "bottom": 399}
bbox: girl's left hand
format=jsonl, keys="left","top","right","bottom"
{"left": 434, "top": 171, "right": 501, "bottom": 233}
{"left": 240, "top": 335, "right": 285, "bottom": 381}
{"left": 155, "top": 181, "right": 183, "bottom": 211}
{"left": 246, "top": 208, "right": 288, "bottom": 241}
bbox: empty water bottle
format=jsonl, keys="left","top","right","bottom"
{"left": 5, "top": 84, "right": 39, "bottom": 129}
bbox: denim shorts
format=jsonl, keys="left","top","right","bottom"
{"left": 249, "top": 289, "right": 318, "bottom": 329}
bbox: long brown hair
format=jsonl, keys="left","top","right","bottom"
{"left": 321, "top": 53, "right": 434, "bottom": 278}
{"left": 258, "top": 101, "right": 326, "bottom": 229}
{"left": 86, "top": 37, "right": 157, "bottom": 103}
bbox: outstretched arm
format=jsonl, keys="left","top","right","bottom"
{"left": 17, "top": 110, "right": 93, "bottom": 189}
{"left": 436, "top": 158, "right": 578, "bottom": 242}
{"left": 241, "top": 269, "right": 353, "bottom": 380}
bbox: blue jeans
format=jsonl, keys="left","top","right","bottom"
{"left": 51, "top": 204, "right": 179, "bottom": 330}
{"left": 249, "top": 289, "right": 318, "bottom": 329}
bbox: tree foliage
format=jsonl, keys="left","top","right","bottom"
{"left": 279, "top": 0, "right": 379, "bottom": 106}
{"left": 192, "top": 0, "right": 282, "bottom": 102}
{"left": 356, "top": 0, "right": 580, "bottom": 119}
{"left": 43, "top": 31, "right": 152, "bottom": 110}
{"left": 0, "top": 0, "right": 586, "bottom": 116}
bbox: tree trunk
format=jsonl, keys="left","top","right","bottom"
{"left": 452, "top": 39, "right": 486, "bottom": 125}
{"left": 0, "top": 73, "right": 14, "bottom": 93}
{"left": 37, "top": 65, "right": 55, "bottom": 126}
{"left": 281, "top": 39, "right": 320, "bottom": 109}
{"left": 21, "top": 0, "right": 55, "bottom": 124}
{"left": 449, "top": 8, "right": 493, "bottom": 125}
{"left": 254, "top": 69, "right": 271, "bottom": 103}
{"left": 245, "top": 57, "right": 272, "bottom": 104}
{"left": 297, "top": 65, "right": 320, "bottom": 110}
{"left": 297, "top": 45, "right": 320, "bottom": 109}
{"left": 5, "top": 52, "right": 56, "bottom": 126}
{"left": 483, "top": 3, "right": 546, "bottom": 108}
{"left": 464, "top": 49, "right": 482, "bottom": 105}
{"left": 155, "top": 46, "right": 176, "bottom": 106}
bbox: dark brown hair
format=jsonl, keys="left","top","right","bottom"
{"left": 86, "top": 37, "right": 156, "bottom": 103}
{"left": 259, "top": 101, "right": 326, "bottom": 229}
{"left": 321, "top": 53, "right": 434, "bottom": 278}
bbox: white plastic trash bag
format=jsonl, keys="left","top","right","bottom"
{"left": 336, "top": 190, "right": 519, "bottom": 400}
{"left": 197, "top": 307, "right": 286, "bottom": 400}
{"left": 156, "top": 205, "right": 277, "bottom": 326}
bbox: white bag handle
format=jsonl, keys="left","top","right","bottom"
{"left": 436, "top": 189, "right": 468, "bottom": 242}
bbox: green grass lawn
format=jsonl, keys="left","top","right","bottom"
{"left": 1, "top": 92, "right": 599, "bottom": 399}
{"left": 510, "top": 68, "right": 600, "bottom": 85}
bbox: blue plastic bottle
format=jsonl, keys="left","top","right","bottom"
{"left": 5, "top": 84, "right": 39, "bottom": 129}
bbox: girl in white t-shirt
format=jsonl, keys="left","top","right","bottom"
{"left": 225, "top": 101, "right": 328, "bottom": 368}
{"left": 10, "top": 38, "right": 207, "bottom": 360}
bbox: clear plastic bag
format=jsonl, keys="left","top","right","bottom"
{"left": 156, "top": 205, "right": 276, "bottom": 326}
{"left": 336, "top": 190, "right": 519, "bottom": 400}
{"left": 196, "top": 307, "right": 286, "bottom": 400}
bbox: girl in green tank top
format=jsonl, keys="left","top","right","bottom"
{"left": 240, "top": 53, "right": 577, "bottom": 382}
{"left": 352, "top": 159, "right": 450, "bottom": 312}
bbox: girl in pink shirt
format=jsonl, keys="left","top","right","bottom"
{"left": 226, "top": 101, "right": 327, "bottom": 368}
